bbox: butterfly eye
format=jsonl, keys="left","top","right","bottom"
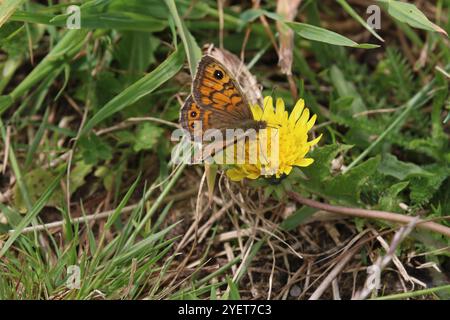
{"left": 213, "top": 69, "right": 224, "bottom": 80}
{"left": 190, "top": 111, "right": 197, "bottom": 117}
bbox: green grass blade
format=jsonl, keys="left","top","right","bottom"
{"left": 0, "top": 171, "right": 63, "bottom": 258}
{"left": 104, "top": 173, "right": 141, "bottom": 229}
{"left": 336, "top": 0, "right": 384, "bottom": 42}
{"left": 0, "top": 29, "right": 89, "bottom": 116}
{"left": 81, "top": 45, "right": 185, "bottom": 134}
{"left": 372, "top": 284, "right": 450, "bottom": 300}
{"left": 286, "top": 21, "right": 379, "bottom": 48}
{"left": 0, "top": 0, "right": 25, "bottom": 27}
{"left": 165, "top": 0, "right": 201, "bottom": 75}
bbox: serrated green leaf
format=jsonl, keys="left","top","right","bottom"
{"left": 325, "top": 156, "right": 381, "bottom": 205}
{"left": 133, "top": 123, "right": 164, "bottom": 152}
{"left": 78, "top": 134, "right": 113, "bottom": 165}
{"left": 302, "top": 144, "right": 352, "bottom": 183}
{"left": 409, "top": 165, "right": 449, "bottom": 207}
{"left": 378, "top": 181, "right": 409, "bottom": 212}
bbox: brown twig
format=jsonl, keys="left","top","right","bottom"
{"left": 353, "top": 218, "right": 420, "bottom": 299}
{"left": 287, "top": 191, "right": 450, "bottom": 238}
{"left": 308, "top": 243, "right": 361, "bottom": 300}
{"left": 217, "top": 0, "right": 224, "bottom": 49}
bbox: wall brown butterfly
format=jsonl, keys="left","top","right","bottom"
{"left": 179, "top": 54, "right": 266, "bottom": 138}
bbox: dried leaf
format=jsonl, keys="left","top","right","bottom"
{"left": 276, "top": 0, "right": 301, "bottom": 75}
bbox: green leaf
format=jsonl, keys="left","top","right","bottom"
{"left": 133, "top": 123, "right": 164, "bottom": 152}
{"left": 285, "top": 21, "right": 379, "bottom": 48}
{"left": 69, "top": 161, "right": 94, "bottom": 192}
{"left": 240, "top": 8, "right": 266, "bottom": 23}
{"left": 378, "top": 0, "right": 448, "bottom": 36}
{"left": 330, "top": 65, "right": 367, "bottom": 113}
{"left": 244, "top": 8, "right": 378, "bottom": 48}
{"left": 378, "top": 154, "right": 432, "bottom": 180}
{"left": 1, "top": 29, "right": 89, "bottom": 116}
{"left": 409, "top": 165, "right": 449, "bottom": 207}
{"left": 0, "top": 95, "right": 14, "bottom": 115}
{"left": 302, "top": 144, "right": 352, "bottom": 184}
{"left": 115, "top": 32, "right": 160, "bottom": 82}
{"left": 14, "top": 168, "right": 64, "bottom": 213}
{"left": 81, "top": 46, "right": 185, "bottom": 134}
{"left": 325, "top": 156, "right": 381, "bottom": 205}
{"left": 78, "top": 134, "right": 113, "bottom": 165}
{"left": 378, "top": 181, "right": 409, "bottom": 212}
{"left": 240, "top": 8, "right": 283, "bottom": 23}
{"left": 50, "top": 11, "right": 167, "bottom": 32}
{"left": 105, "top": 174, "right": 140, "bottom": 229}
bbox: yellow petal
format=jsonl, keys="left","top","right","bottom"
{"left": 276, "top": 98, "right": 285, "bottom": 118}
{"left": 262, "top": 97, "right": 275, "bottom": 121}
{"left": 226, "top": 168, "right": 247, "bottom": 181}
{"left": 296, "top": 145, "right": 310, "bottom": 158}
{"left": 262, "top": 96, "right": 273, "bottom": 113}
{"left": 283, "top": 165, "right": 293, "bottom": 175}
{"left": 297, "top": 108, "right": 310, "bottom": 127}
{"left": 306, "top": 114, "right": 317, "bottom": 131}
{"left": 250, "top": 104, "right": 263, "bottom": 120}
{"left": 308, "top": 134, "right": 322, "bottom": 147}
{"left": 289, "top": 99, "right": 305, "bottom": 126}
{"left": 295, "top": 158, "right": 314, "bottom": 167}
{"left": 227, "top": 97, "right": 321, "bottom": 182}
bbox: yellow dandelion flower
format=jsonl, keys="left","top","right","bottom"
{"left": 226, "top": 97, "right": 322, "bottom": 181}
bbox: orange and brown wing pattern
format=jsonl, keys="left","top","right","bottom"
{"left": 180, "top": 95, "right": 212, "bottom": 136}
{"left": 192, "top": 55, "right": 253, "bottom": 124}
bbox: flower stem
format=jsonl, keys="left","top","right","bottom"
{"left": 287, "top": 191, "right": 450, "bottom": 238}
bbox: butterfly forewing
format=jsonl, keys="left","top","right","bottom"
{"left": 192, "top": 56, "right": 254, "bottom": 128}
{"left": 179, "top": 54, "right": 266, "bottom": 142}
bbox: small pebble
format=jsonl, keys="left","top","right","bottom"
{"left": 289, "top": 285, "right": 302, "bottom": 297}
